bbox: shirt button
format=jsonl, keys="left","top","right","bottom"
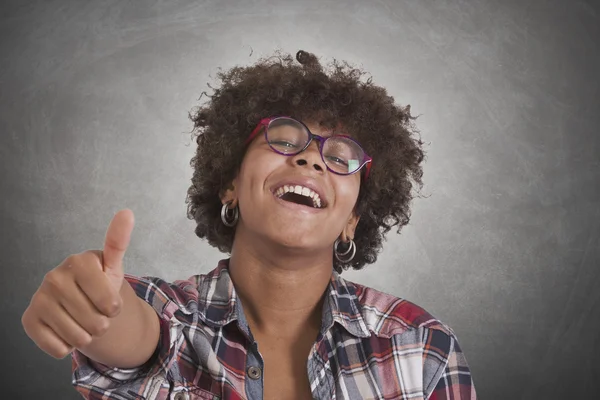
{"left": 174, "top": 393, "right": 188, "bottom": 400}
{"left": 247, "top": 366, "right": 262, "bottom": 380}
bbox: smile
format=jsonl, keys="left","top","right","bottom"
{"left": 274, "top": 185, "right": 324, "bottom": 209}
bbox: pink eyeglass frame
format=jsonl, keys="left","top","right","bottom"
{"left": 245, "top": 116, "right": 372, "bottom": 180}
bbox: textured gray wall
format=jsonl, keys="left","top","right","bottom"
{"left": 1, "top": 0, "right": 599, "bottom": 399}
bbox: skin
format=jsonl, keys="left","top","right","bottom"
{"left": 222, "top": 121, "right": 361, "bottom": 399}
{"left": 21, "top": 210, "right": 160, "bottom": 368}
{"left": 21, "top": 120, "right": 362, "bottom": 400}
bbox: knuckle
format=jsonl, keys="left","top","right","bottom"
{"left": 70, "top": 251, "right": 103, "bottom": 278}
{"left": 71, "top": 333, "right": 93, "bottom": 349}
{"left": 38, "top": 336, "right": 69, "bottom": 359}
{"left": 26, "top": 292, "right": 50, "bottom": 316}
{"left": 63, "top": 254, "right": 82, "bottom": 269}
{"left": 65, "top": 254, "right": 83, "bottom": 272}
{"left": 66, "top": 252, "right": 98, "bottom": 271}
{"left": 91, "top": 316, "right": 110, "bottom": 336}
{"left": 21, "top": 310, "right": 38, "bottom": 337}
{"left": 35, "top": 291, "right": 53, "bottom": 310}
{"left": 50, "top": 346, "right": 71, "bottom": 359}
{"left": 21, "top": 308, "right": 32, "bottom": 328}
{"left": 101, "top": 297, "right": 122, "bottom": 317}
{"left": 86, "top": 249, "right": 103, "bottom": 258}
{"left": 43, "top": 270, "right": 64, "bottom": 290}
{"left": 78, "top": 250, "right": 102, "bottom": 265}
{"left": 64, "top": 253, "right": 78, "bottom": 263}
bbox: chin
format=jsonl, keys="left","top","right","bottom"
{"left": 267, "top": 228, "right": 322, "bottom": 250}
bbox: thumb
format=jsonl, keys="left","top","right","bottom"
{"left": 102, "top": 209, "right": 135, "bottom": 280}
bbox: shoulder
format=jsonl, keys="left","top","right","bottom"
{"left": 123, "top": 273, "right": 205, "bottom": 319}
{"left": 345, "top": 279, "right": 473, "bottom": 396}
{"left": 122, "top": 262, "right": 231, "bottom": 320}
{"left": 124, "top": 273, "right": 202, "bottom": 301}
{"left": 328, "top": 271, "right": 456, "bottom": 354}
{"left": 349, "top": 279, "right": 455, "bottom": 339}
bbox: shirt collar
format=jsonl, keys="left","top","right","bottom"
{"left": 322, "top": 270, "right": 371, "bottom": 338}
{"left": 197, "top": 259, "right": 370, "bottom": 338}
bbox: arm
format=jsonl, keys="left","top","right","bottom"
{"left": 76, "top": 279, "right": 160, "bottom": 369}
{"left": 71, "top": 273, "right": 197, "bottom": 398}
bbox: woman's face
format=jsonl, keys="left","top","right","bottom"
{"left": 227, "top": 120, "right": 361, "bottom": 251}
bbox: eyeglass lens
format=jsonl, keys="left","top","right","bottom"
{"left": 266, "top": 118, "right": 365, "bottom": 174}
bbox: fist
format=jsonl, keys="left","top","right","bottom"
{"left": 21, "top": 209, "right": 135, "bottom": 359}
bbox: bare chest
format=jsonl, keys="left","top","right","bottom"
{"left": 255, "top": 335, "right": 316, "bottom": 400}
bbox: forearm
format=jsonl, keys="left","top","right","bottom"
{"left": 77, "top": 279, "right": 160, "bottom": 368}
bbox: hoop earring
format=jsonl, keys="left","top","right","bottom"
{"left": 221, "top": 202, "right": 239, "bottom": 227}
{"left": 334, "top": 238, "right": 356, "bottom": 263}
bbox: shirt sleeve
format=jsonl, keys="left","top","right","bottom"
{"left": 71, "top": 274, "right": 198, "bottom": 399}
{"left": 423, "top": 328, "right": 477, "bottom": 400}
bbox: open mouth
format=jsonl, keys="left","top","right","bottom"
{"left": 274, "top": 185, "right": 325, "bottom": 209}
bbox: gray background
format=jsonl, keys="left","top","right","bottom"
{"left": 1, "top": 0, "right": 599, "bottom": 399}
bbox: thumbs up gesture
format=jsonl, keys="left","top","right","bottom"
{"left": 22, "top": 209, "right": 135, "bottom": 359}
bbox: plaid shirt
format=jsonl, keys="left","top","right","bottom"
{"left": 72, "top": 259, "right": 476, "bottom": 399}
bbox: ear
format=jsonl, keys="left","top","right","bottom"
{"left": 340, "top": 211, "right": 360, "bottom": 242}
{"left": 219, "top": 177, "right": 239, "bottom": 207}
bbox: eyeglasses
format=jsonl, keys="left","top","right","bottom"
{"left": 245, "top": 116, "right": 372, "bottom": 179}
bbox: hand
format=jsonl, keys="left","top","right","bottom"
{"left": 21, "top": 209, "right": 135, "bottom": 359}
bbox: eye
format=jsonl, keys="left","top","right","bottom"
{"left": 270, "top": 140, "right": 301, "bottom": 149}
{"left": 325, "top": 155, "right": 349, "bottom": 166}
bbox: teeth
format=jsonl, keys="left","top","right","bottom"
{"left": 275, "top": 184, "right": 323, "bottom": 208}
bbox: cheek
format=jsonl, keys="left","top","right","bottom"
{"left": 335, "top": 178, "right": 361, "bottom": 210}
{"left": 237, "top": 150, "right": 284, "bottom": 197}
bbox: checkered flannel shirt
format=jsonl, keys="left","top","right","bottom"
{"left": 72, "top": 259, "right": 476, "bottom": 399}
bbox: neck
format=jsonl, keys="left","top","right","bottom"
{"left": 228, "top": 227, "right": 333, "bottom": 338}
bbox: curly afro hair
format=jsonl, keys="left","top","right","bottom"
{"left": 186, "top": 49, "right": 426, "bottom": 273}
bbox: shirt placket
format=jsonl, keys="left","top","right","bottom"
{"left": 234, "top": 299, "right": 266, "bottom": 400}
{"left": 244, "top": 341, "right": 264, "bottom": 400}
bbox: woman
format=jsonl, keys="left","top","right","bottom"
{"left": 22, "top": 50, "right": 476, "bottom": 399}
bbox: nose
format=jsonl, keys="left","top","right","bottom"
{"left": 291, "top": 140, "right": 325, "bottom": 173}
